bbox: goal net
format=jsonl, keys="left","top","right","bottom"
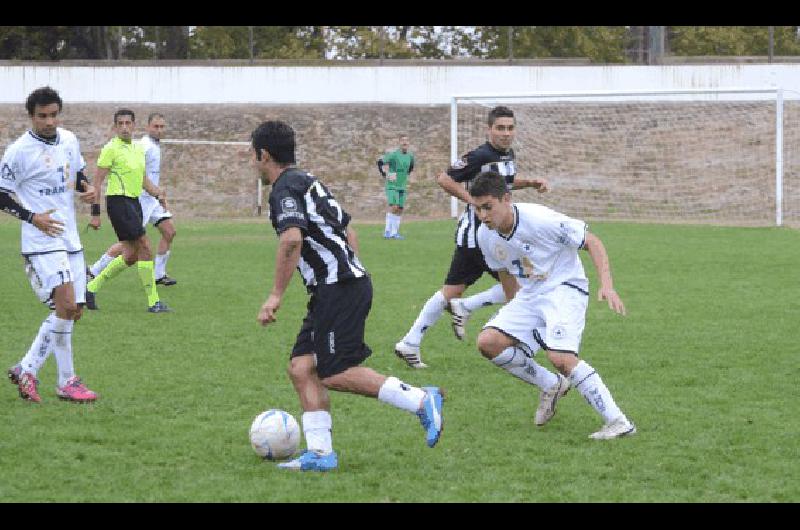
{"left": 452, "top": 88, "right": 800, "bottom": 227}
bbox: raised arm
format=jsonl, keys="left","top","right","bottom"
{"left": 436, "top": 171, "right": 473, "bottom": 204}
{"left": 582, "top": 231, "right": 626, "bottom": 315}
{"left": 511, "top": 176, "right": 549, "bottom": 193}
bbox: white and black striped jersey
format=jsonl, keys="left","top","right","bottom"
{"left": 0, "top": 128, "right": 85, "bottom": 255}
{"left": 268, "top": 168, "right": 367, "bottom": 289}
{"left": 447, "top": 142, "right": 516, "bottom": 248}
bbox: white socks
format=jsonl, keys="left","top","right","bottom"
{"left": 378, "top": 376, "right": 427, "bottom": 413}
{"left": 462, "top": 283, "right": 507, "bottom": 312}
{"left": 19, "top": 314, "right": 54, "bottom": 376}
{"left": 402, "top": 291, "right": 447, "bottom": 346}
{"left": 302, "top": 410, "right": 333, "bottom": 455}
{"left": 569, "top": 360, "right": 623, "bottom": 423}
{"left": 90, "top": 252, "right": 115, "bottom": 277}
{"left": 384, "top": 213, "right": 393, "bottom": 236}
{"left": 50, "top": 316, "right": 75, "bottom": 387}
{"left": 155, "top": 251, "right": 170, "bottom": 279}
{"left": 384, "top": 213, "right": 402, "bottom": 237}
{"left": 491, "top": 346, "right": 559, "bottom": 390}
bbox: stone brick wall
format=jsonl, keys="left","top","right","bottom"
{"left": 0, "top": 103, "right": 455, "bottom": 221}
{"left": 2, "top": 101, "right": 799, "bottom": 226}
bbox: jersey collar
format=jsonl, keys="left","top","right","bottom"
{"left": 28, "top": 130, "right": 60, "bottom": 146}
{"left": 499, "top": 205, "right": 520, "bottom": 241}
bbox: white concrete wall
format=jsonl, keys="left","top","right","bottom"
{"left": 1, "top": 64, "right": 800, "bottom": 104}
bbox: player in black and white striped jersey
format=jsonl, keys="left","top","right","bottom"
{"left": 252, "top": 120, "right": 444, "bottom": 472}
{"left": 394, "top": 106, "right": 550, "bottom": 370}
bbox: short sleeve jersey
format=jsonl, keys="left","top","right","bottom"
{"left": 447, "top": 142, "right": 516, "bottom": 248}
{"left": 97, "top": 136, "right": 146, "bottom": 198}
{"left": 477, "top": 202, "right": 588, "bottom": 296}
{"left": 382, "top": 149, "right": 414, "bottom": 189}
{"left": 138, "top": 135, "right": 161, "bottom": 186}
{"left": 0, "top": 128, "right": 84, "bottom": 254}
{"left": 268, "top": 167, "right": 366, "bottom": 288}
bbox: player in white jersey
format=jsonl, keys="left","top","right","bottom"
{"left": 470, "top": 170, "right": 636, "bottom": 439}
{"left": 86, "top": 113, "right": 177, "bottom": 305}
{"left": 394, "top": 106, "right": 549, "bottom": 369}
{"left": 1, "top": 86, "right": 98, "bottom": 403}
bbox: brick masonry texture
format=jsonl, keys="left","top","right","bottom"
{"left": 2, "top": 101, "right": 799, "bottom": 226}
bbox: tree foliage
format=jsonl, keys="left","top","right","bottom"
{"left": 0, "top": 26, "right": 798, "bottom": 62}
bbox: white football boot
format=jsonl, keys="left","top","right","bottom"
{"left": 589, "top": 415, "right": 637, "bottom": 440}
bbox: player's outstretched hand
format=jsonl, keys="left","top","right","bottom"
{"left": 32, "top": 209, "right": 64, "bottom": 237}
{"left": 258, "top": 294, "right": 282, "bottom": 326}
{"left": 88, "top": 216, "right": 101, "bottom": 231}
{"left": 533, "top": 178, "right": 549, "bottom": 193}
{"left": 598, "top": 286, "right": 626, "bottom": 315}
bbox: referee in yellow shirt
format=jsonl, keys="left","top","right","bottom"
{"left": 87, "top": 109, "right": 171, "bottom": 313}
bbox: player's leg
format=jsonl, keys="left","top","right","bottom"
{"left": 134, "top": 234, "right": 170, "bottom": 312}
{"left": 154, "top": 217, "right": 177, "bottom": 285}
{"left": 383, "top": 186, "right": 395, "bottom": 238}
{"left": 477, "top": 300, "right": 567, "bottom": 426}
{"left": 278, "top": 301, "right": 336, "bottom": 471}
{"left": 13, "top": 255, "right": 60, "bottom": 401}
{"left": 395, "top": 246, "right": 482, "bottom": 367}
{"left": 51, "top": 256, "right": 97, "bottom": 403}
{"left": 314, "top": 276, "right": 444, "bottom": 448}
{"left": 87, "top": 196, "right": 141, "bottom": 296}
{"left": 449, "top": 253, "right": 507, "bottom": 340}
{"left": 88, "top": 242, "right": 124, "bottom": 278}
{"left": 540, "top": 285, "right": 635, "bottom": 439}
{"left": 391, "top": 195, "right": 405, "bottom": 239}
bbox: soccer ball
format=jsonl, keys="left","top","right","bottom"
{"left": 249, "top": 409, "right": 301, "bottom": 460}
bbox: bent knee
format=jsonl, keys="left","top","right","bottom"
{"left": 286, "top": 356, "right": 314, "bottom": 381}
{"left": 476, "top": 332, "right": 502, "bottom": 359}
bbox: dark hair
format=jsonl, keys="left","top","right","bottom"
{"left": 488, "top": 105, "right": 514, "bottom": 127}
{"left": 25, "top": 86, "right": 62, "bottom": 116}
{"left": 147, "top": 112, "right": 165, "bottom": 123}
{"left": 114, "top": 109, "right": 135, "bottom": 124}
{"left": 469, "top": 171, "right": 508, "bottom": 200}
{"left": 251, "top": 121, "right": 296, "bottom": 164}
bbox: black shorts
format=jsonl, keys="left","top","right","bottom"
{"left": 444, "top": 245, "right": 500, "bottom": 287}
{"left": 291, "top": 276, "right": 373, "bottom": 379}
{"left": 106, "top": 195, "right": 146, "bottom": 242}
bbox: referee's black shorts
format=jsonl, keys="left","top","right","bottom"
{"left": 106, "top": 195, "right": 146, "bottom": 242}
{"left": 444, "top": 245, "right": 499, "bottom": 287}
{"left": 291, "top": 276, "right": 373, "bottom": 379}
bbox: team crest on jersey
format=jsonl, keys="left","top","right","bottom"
{"left": 281, "top": 197, "right": 298, "bottom": 212}
{"left": 43, "top": 155, "right": 53, "bottom": 169}
{"left": 552, "top": 325, "right": 567, "bottom": 340}
{"left": 494, "top": 243, "right": 508, "bottom": 261}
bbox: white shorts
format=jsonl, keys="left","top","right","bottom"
{"left": 24, "top": 251, "right": 86, "bottom": 306}
{"left": 483, "top": 283, "right": 588, "bottom": 355}
{"left": 140, "top": 194, "right": 173, "bottom": 228}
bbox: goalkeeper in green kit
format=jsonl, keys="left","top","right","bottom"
{"left": 377, "top": 134, "right": 414, "bottom": 240}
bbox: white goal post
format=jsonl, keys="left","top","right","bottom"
{"left": 450, "top": 87, "right": 793, "bottom": 227}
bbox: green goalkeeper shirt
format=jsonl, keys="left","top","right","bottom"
{"left": 382, "top": 149, "right": 414, "bottom": 189}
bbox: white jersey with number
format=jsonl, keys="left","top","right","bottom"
{"left": 477, "top": 202, "right": 589, "bottom": 297}
{"left": 0, "top": 128, "right": 84, "bottom": 254}
{"left": 138, "top": 134, "right": 161, "bottom": 186}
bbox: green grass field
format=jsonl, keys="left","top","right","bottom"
{"left": 0, "top": 217, "right": 798, "bottom": 502}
